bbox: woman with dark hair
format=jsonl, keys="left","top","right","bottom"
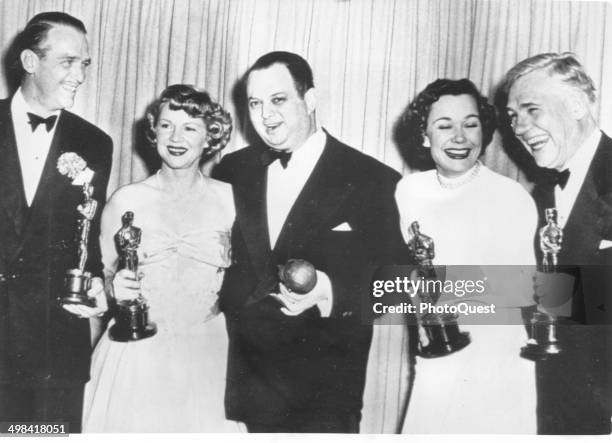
{"left": 83, "top": 85, "right": 240, "bottom": 432}
{"left": 396, "top": 79, "right": 538, "bottom": 433}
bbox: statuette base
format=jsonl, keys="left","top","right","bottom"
{"left": 109, "top": 322, "right": 157, "bottom": 342}
{"left": 419, "top": 322, "right": 471, "bottom": 358}
{"left": 109, "top": 298, "right": 157, "bottom": 342}
{"left": 520, "top": 312, "right": 563, "bottom": 361}
{"left": 60, "top": 269, "right": 96, "bottom": 307}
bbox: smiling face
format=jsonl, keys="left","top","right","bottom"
{"left": 155, "top": 104, "right": 209, "bottom": 171}
{"left": 246, "top": 63, "right": 316, "bottom": 152}
{"left": 424, "top": 94, "right": 483, "bottom": 178}
{"left": 506, "top": 70, "right": 582, "bottom": 170}
{"left": 21, "top": 25, "right": 90, "bottom": 114}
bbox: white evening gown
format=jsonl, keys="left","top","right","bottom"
{"left": 361, "top": 313, "right": 413, "bottom": 433}
{"left": 83, "top": 184, "right": 241, "bottom": 433}
{"left": 394, "top": 162, "right": 538, "bottom": 434}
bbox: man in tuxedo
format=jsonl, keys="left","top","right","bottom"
{"left": 213, "top": 51, "right": 405, "bottom": 433}
{"left": 503, "top": 52, "right": 611, "bottom": 434}
{"left": 0, "top": 12, "right": 112, "bottom": 432}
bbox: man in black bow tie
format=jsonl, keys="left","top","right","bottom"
{"left": 213, "top": 51, "right": 405, "bottom": 432}
{"left": 0, "top": 12, "right": 112, "bottom": 432}
{"left": 501, "top": 52, "right": 611, "bottom": 435}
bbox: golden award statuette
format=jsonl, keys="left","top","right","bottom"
{"left": 408, "top": 221, "right": 470, "bottom": 358}
{"left": 521, "top": 207, "right": 565, "bottom": 360}
{"left": 57, "top": 152, "right": 97, "bottom": 307}
{"left": 108, "top": 211, "right": 157, "bottom": 342}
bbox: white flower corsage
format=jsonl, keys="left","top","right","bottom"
{"left": 57, "top": 152, "right": 94, "bottom": 185}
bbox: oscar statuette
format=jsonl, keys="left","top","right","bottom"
{"left": 408, "top": 221, "right": 470, "bottom": 358}
{"left": 57, "top": 153, "right": 97, "bottom": 307}
{"left": 521, "top": 208, "right": 566, "bottom": 360}
{"left": 108, "top": 211, "right": 157, "bottom": 341}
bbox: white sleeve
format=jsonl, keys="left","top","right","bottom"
{"left": 394, "top": 179, "right": 412, "bottom": 244}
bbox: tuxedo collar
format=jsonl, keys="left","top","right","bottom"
{"left": 12, "top": 87, "right": 61, "bottom": 125}
{"left": 589, "top": 132, "right": 612, "bottom": 198}
{"left": 0, "top": 97, "right": 69, "bottom": 241}
{"left": 0, "top": 99, "right": 28, "bottom": 236}
{"left": 273, "top": 135, "right": 355, "bottom": 255}
{"left": 557, "top": 132, "right": 612, "bottom": 265}
{"left": 238, "top": 133, "right": 357, "bottom": 300}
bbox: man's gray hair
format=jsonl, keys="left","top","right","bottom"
{"left": 501, "top": 52, "right": 596, "bottom": 103}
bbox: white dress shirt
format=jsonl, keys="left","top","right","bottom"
{"left": 266, "top": 128, "right": 326, "bottom": 247}
{"left": 555, "top": 129, "right": 601, "bottom": 229}
{"left": 11, "top": 88, "right": 60, "bottom": 206}
{"left": 265, "top": 128, "right": 332, "bottom": 316}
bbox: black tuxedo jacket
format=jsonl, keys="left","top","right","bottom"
{"left": 0, "top": 97, "right": 112, "bottom": 388}
{"left": 532, "top": 132, "right": 612, "bottom": 434}
{"left": 213, "top": 133, "right": 405, "bottom": 425}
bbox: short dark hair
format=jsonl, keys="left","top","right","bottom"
{"left": 9, "top": 12, "right": 87, "bottom": 83}
{"left": 245, "top": 51, "right": 314, "bottom": 97}
{"left": 145, "top": 84, "right": 233, "bottom": 156}
{"left": 395, "top": 78, "right": 497, "bottom": 170}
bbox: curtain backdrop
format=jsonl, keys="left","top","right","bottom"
{"left": 1, "top": 0, "right": 610, "bottom": 433}
{"left": 1, "top": 0, "right": 610, "bottom": 190}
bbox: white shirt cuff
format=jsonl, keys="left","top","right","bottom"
{"left": 315, "top": 271, "right": 333, "bottom": 317}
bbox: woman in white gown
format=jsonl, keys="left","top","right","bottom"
{"left": 395, "top": 79, "right": 538, "bottom": 433}
{"left": 83, "top": 85, "right": 241, "bottom": 432}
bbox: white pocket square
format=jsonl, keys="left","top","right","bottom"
{"left": 598, "top": 239, "right": 612, "bottom": 250}
{"left": 332, "top": 222, "right": 352, "bottom": 232}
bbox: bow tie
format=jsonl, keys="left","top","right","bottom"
{"left": 553, "top": 169, "right": 570, "bottom": 190}
{"left": 27, "top": 112, "right": 57, "bottom": 132}
{"left": 260, "top": 149, "right": 292, "bottom": 169}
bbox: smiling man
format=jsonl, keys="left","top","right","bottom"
{"left": 213, "top": 51, "right": 406, "bottom": 433}
{"left": 502, "top": 52, "right": 611, "bottom": 435}
{"left": 0, "top": 12, "right": 112, "bottom": 432}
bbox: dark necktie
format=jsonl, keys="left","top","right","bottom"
{"left": 537, "top": 169, "right": 570, "bottom": 211}
{"left": 554, "top": 169, "right": 570, "bottom": 190}
{"left": 260, "top": 149, "right": 292, "bottom": 169}
{"left": 27, "top": 112, "right": 57, "bottom": 132}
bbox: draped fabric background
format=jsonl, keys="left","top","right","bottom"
{"left": 1, "top": 0, "right": 610, "bottom": 189}
{"left": 0, "top": 0, "right": 610, "bottom": 433}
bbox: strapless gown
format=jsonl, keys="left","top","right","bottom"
{"left": 83, "top": 226, "right": 241, "bottom": 432}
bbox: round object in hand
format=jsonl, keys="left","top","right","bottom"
{"left": 278, "top": 259, "right": 317, "bottom": 294}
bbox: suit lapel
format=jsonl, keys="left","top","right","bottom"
{"left": 236, "top": 155, "right": 285, "bottom": 305}
{"left": 238, "top": 137, "right": 357, "bottom": 304}
{"left": 21, "top": 113, "right": 67, "bottom": 238}
{"left": 273, "top": 137, "right": 354, "bottom": 257}
{"left": 0, "top": 99, "right": 29, "bottom": 238}
{"left": 559, "top": 133, "right": 612, "bottom": 265}
{"left": 237, "top": 158, "right": 273, "bottom": 278}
